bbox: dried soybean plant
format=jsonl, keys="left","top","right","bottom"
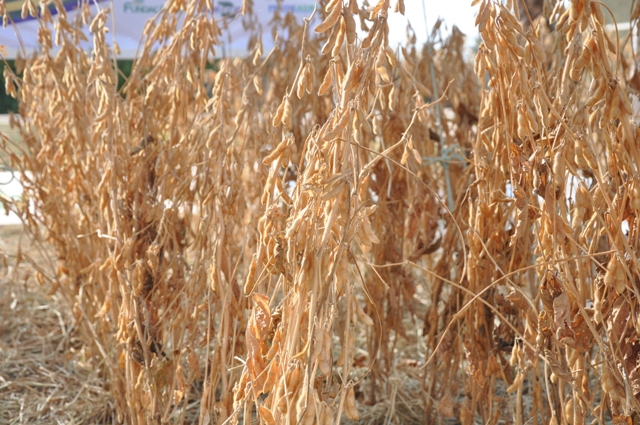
{"left": 231, "top": 1, "right": 489, "bottom": 424}
{"left": 3, "top": 1, "right": 261, "bottom": 423}
{"left": 5, "top": 0, "right": 640, "bottom": 423}
{"left": 468, "top": 0, "right": 640, "bottom": 424}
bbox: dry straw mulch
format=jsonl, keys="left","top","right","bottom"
{"left": 0, "top": 226, "right": 115, "bottom": 423}
{"left": 1, "top": 0, "right": 640, "bottom": 424}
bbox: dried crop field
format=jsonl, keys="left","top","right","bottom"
{"left": 1, "top": 0, "right": 640, "bottom": 423}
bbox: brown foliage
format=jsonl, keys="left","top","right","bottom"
{"left": 2, "top": 0, "right": 640, "bottom": 423}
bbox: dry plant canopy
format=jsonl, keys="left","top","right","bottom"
{"left": 2, "top": 0, "right": 640, "bottom": 423}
